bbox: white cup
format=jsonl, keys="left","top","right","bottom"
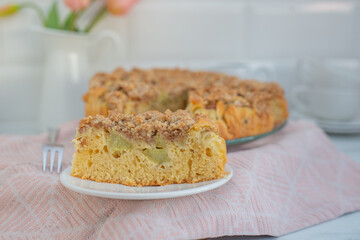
{"left": 293, "top": 59, "right": 360, "bottom": 121}
{"left": 292, "top": 85, "right": 360, "bottom": 121}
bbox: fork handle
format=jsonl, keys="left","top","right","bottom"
{"left": 48, "top": 128, "right": 59, "bottom": 144}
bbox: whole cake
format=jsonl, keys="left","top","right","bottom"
{"left": 83, "top": 68, "right": 288, "bottom": 140}
{"left": 71, "top": 110, "right": 227, "bottom": 186}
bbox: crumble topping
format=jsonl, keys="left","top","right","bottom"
{"left": 88, "top": 73, "right": 109, "bottom": 89}
{"left": 188, "top": 80, "right": 283, "bottom": 110}
{"left": 87, "top": 67, "right": 285, "bottom": 114}
{"left": 78, "top": 110, "right": 215, "bottom": 142}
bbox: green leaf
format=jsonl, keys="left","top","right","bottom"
{"left": 45, "top": 2, "right": 60, "bottom": 29}
{"left": 63, "top": 12, "right": 76, "bottom": 31}
{"left": 85, "top": 7, "right": 106, "bottom": 33}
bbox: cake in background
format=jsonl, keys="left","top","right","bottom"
{"left": 83, "top": 68, "right": 289, "bottom": 140}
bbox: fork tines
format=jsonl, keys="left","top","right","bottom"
{"left": 42, "top": 143, "right": 64, "bottom": 173}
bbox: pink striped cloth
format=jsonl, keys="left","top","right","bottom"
{"left": 0, "top": 120, "right": 359, "bottom": 239}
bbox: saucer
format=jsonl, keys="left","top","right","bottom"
{"left": 291, "top": 110, "right": 360, "bottom": 134}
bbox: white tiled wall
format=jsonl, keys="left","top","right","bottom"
{"left": 0, "top": 0, "right": 359, "bottom": 133}
{"left": 128, "top": 0, "right": 247, "bottom": 61}
{"left": 2, "top": 0, "right": 359, "bottom": 63}
{"left": 124, "top": 0, "right": 360, "bottom": 60}
{"left": 247, "top": 0, "right": 359, "bottom": 58}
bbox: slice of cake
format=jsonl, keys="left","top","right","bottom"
{"left": 71, "top": 110, "right": 227, "bottom": 186}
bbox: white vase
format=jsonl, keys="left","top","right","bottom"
{"left": 34, "top": 27, "right": 122, "bottom": 130}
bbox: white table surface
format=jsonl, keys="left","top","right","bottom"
{"left": 218, "top": 133, "right": 360, "bottom": 240}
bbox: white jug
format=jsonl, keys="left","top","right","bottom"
{"left": 33, "top": 27, "right": 122, "bottom": 130}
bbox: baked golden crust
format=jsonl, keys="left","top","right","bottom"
{"left": 186, "top": 81, "right": 288, "bottom": 139}
{"left": 83, "top": 68, "right": 288, "bottom": 140}
{"left": 83, "top": 87, "right": 109, "bottom": 117}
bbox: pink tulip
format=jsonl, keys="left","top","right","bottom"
{"left": 107, "top": 0, "right": 138, "bottom": 15}
{"left": 0, "top": 4, "right": 20, "bottom": 17}
{"left": 64, "top": 0, "right": 91, "bottom": 12}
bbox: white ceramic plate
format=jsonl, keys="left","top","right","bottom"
{"left": 60, "top": 164, "right": 233, "bottom": 200}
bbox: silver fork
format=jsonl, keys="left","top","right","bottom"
{"left": 42, "top": 128, "right": 64, "bottom": 173}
